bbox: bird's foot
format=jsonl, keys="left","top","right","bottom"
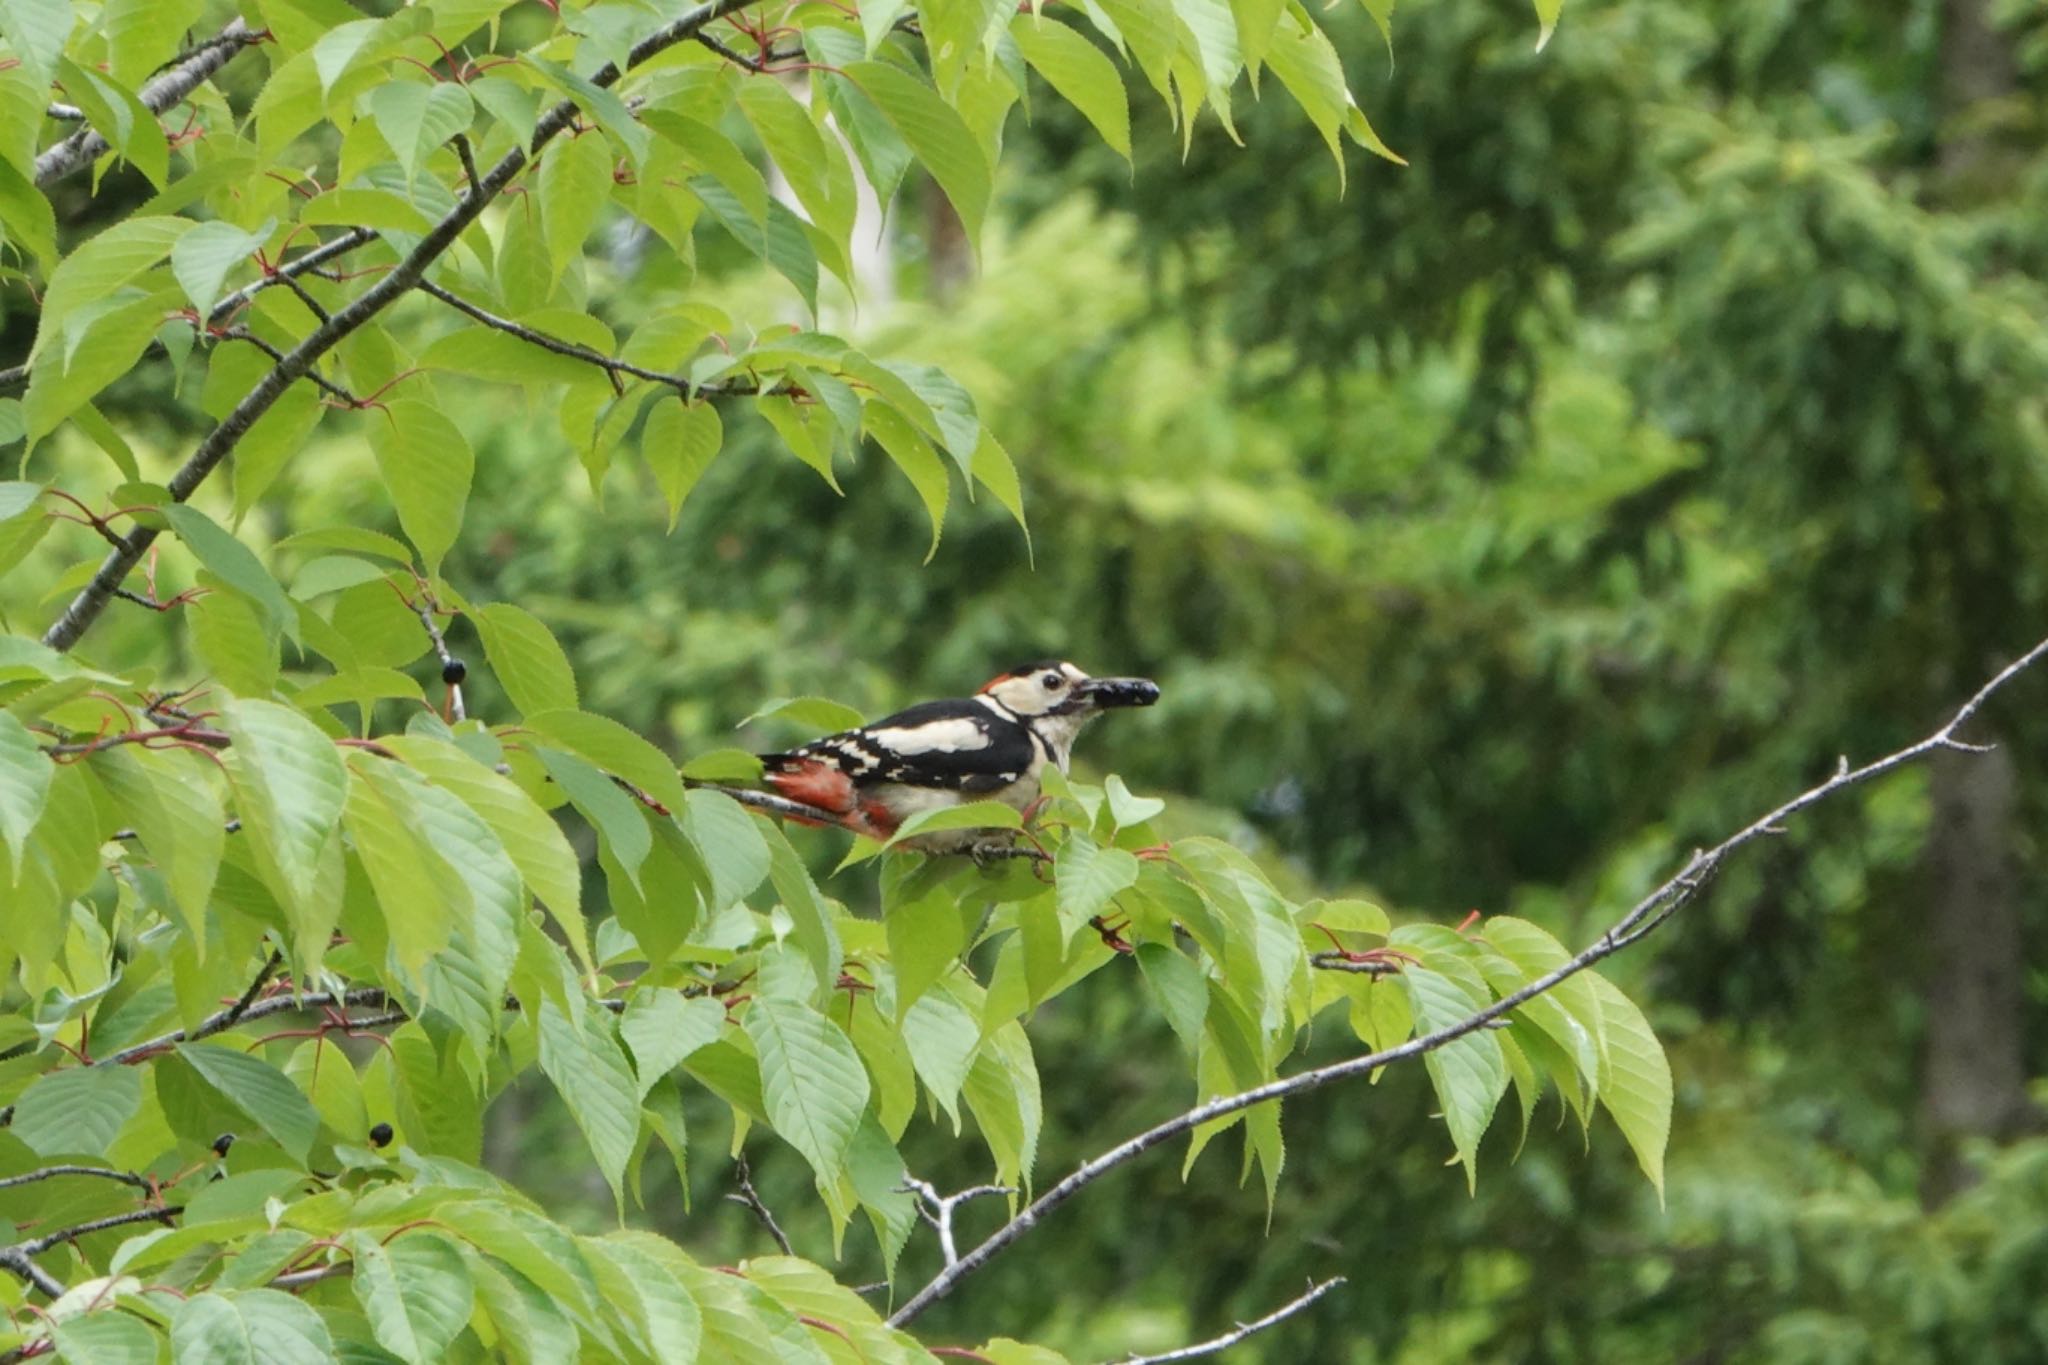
{"left": 1090, "top": 915, "right": 1135, "bottom": 955}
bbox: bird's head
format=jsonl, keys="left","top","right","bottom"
{"left": 979, "top": 660, "right": 1160, "bottom": 720}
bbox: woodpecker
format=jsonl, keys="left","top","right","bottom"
{"left": 758, "top": 660, "right": 1160, "bottom": 851}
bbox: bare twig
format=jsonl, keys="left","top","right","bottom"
{"left": 15, "top": 1205, "right": 180, "bottom": 1256}
{"left": 0, "top": 1204, "right": 183, "bottom": 1300}
{"left": 412, "top": 278, "right": 775, "bottom": 401}
{"left": 41, "top": 0, "right": 772, "bottom": 655}
{"left": 215, "top": 328, "right": 355, "bottom": 404}
{"left": 33, "top": 20, "right": 262, "bottom": 186}
{"left": 405, "top": 586, "right": 466, "bottom": 722}
{"left": 0, "top": 1165, "right": 151, "bottom": 1194}
{"left": 1309, "top": 951, "right": 1402, "bottom": 977}
{"left": 271, "top": 1260, "right": 354, "bottom": 1290}
{"left": 1111, "top": 1278, "right": 1346, "bottom": 1364}
{"left": 451, "top": 133, "right": 480, "bottom": 199}
{"left": 726, "top": 1154, "right": 794, "bottom": 1255}
{"left": 886, "top": 634, "right": 2048, "bottom": 1327}
{"left": 899, "top": 1178, "right": 1012, "bottom": 1267}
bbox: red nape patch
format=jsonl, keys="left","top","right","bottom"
{"left": 764, "top": 759, "right": 857, "bottom": 814}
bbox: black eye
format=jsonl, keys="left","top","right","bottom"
{"left": 1042, "top": 672, "right": 1063, "bottom": 690}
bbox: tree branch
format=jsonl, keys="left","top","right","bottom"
{"left": 412, "top": 277, "right": 777, "bottom": 400}
{"left": 33, "top": 21, "right": 263, "bottom": 186}
{"left": 886, "top": 633, "right": 2048, "bottom": 1327}
{"left": 39, "top": 0, "right": 771, "bottom": 655}
{"left": 0, "top": 1165, "right": 152, "bottom": 1194}
{"left": 900, "top": 1178, "right": 1012, "bottom": 1267}
{"left": 725, "top": 1154, "right": 794, "bottom": 1255}
{"left": 1111, "top": 1278, "right": 1345, "bottom": 1364}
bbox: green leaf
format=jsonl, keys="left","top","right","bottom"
{"left": 373, "top": 398, "right": 474, "bottom": 575}
{"left": 52, "top": 1312, "right": 160, "bottom": 1365}
{"left": 1586, "top": 971, "right": 1672, "bottom": 1199}
{"left": 220, "top": 697, "right": 348, "bottom": 962}
{"left": 540, "top": 131, "right": 614, "bottom": 274}
{"left": 902, "top": 988, "right": 981, "bottom": 1126}
{"left": 1103, "top": 774, "right": 1164, "bottom": 828}
{"left": 862, "top": 401, "right": 948, "bottom": 561}
{"left": 644, "top": 110, "right": 769, "bottom": 227}
{"left": 383, "top": 735, "right": 592, "bottom": 975}
{"left": 169, "top": 1290, "right": 334, "bottom": 1365}
{"left": 164, "top": 504, "right": 292, "bottom": 639}
{"left": 680, "top": 788, "right": 770, "bottom": 911}
{"left": 1136, "top": 942, "right": 1207, "bottom": 1055}
{"left": 472, "top": 1256, "right": 580, "bottom": 1365}
{"left": 1533, "top": 0, "right": 1562, "bottom": 50}
{"left": 1475, "top": 917, "right": 1604, "bottom": 1097}
{"left": 170, "top": 220, "right": 268, "bottom": 320}
{"left": 744, "top": 995, "right": 869, "bottom": 1187}
{"left": 537, "top": 996, "right": 642, "bottom": 1208}
{"left": 8, "top": 1064, "right": 142, "bottom": 1157}
{"left": 474, "top": 602, "right": 580, "bottom": 715}
{"left": 352, "top": 1230, "right": 476, "bottom": 1365}
{"left": 1010, "top": 15, "right": 1132, "bottom": 161}
{"left": 679, "top": 748, "right": 763, "bottom": 783}
{"left": 765, "top": 821, "right": 843, "bottom": 994}
{"left": 0, "top": 709, "right": 52, "bottom": 867}
{"left": 1401, "top": 965, "right": 1508, "bottom": 1191}
{"left": 345, "top": 755, "right": 468, "bottom": 983}
{"left": 0, "top": 0, "right": 71, "bottom": 87}
{"left": 0, "top": 155, "right": 56, "bottom": 265}
{"left": 527, "top": 709, "right": 689, "bottom": 814}
{"left": 177, "top": 1043, "right": 322, "bottom": 1162}
{"left": 640, "top": 397, "right": 723, "bottom": 530}
{"left": 737, "top": 79, "right": 856, "bottom": 255}
{"left": 536, "top": 745, "right": 651, "bottom": 887}
{"left": 845, "top": 61, "right": 992, "bottom": 247}
{"left": 887, "top": 882, "right": 967, "bottom": 1019}
{"left": 370, "top": 80, "right": 474, "bottom": 183}
{"left": 92, "top": 745, "right": 223, "bottom": 940}
{"left": 587, "top": 1238, "right": 703, "bottom": 1364}
{"left": 1054, "top": 837, "right": 1140, "bottom": 935}
{"left": 30, "top": 216, "right": 190, "bottom": 363}
{"left": 882, "top": 799, "right": 1023, "bottom": 852}
{"left": 739, "top": 695, "right": 866, "bottom": 732}
{"left": 621, "top": 990, "right": 727, "bottom": 1099}
{"left": 416, "top": 326, "right": 596, "bottom": 386}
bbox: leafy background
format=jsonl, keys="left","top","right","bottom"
{"left": 2, "top": 0, "right": 2047, "bottom": 1359}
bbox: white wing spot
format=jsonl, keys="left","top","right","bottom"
{"left": 865, "top": 718, "right": 991, "bottom": 755}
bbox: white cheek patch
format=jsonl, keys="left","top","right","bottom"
{"left": 864, "top": 718, "right": 991, "bottom": 754}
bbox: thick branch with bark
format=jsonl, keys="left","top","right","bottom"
{"left": 32, "top": 22, "right": 262, "bottom": 186}
{"left": 886, "top": 633, "right": 2048, "bottom": 1326}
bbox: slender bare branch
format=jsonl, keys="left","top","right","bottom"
{"left": 887, "top": 633, "right": 2048, "bottom": 1326}
{"left": 726, "top": 1154, "right": 794, "bottom": 1255}
{"left": 40, "top": 0, "right": 771, "bottom": 655}
{"left": 0, "top": 1165, "right": 152, "bottom": 1194}
{"left": 34, "top": 21, "right": 262, "bottom": 186}
{"left": 900, "top": 1178, "right": 1013, "bottom": 1267}
{"left": 1111, "top": 1278, "right": 1346, "bottom": 1364}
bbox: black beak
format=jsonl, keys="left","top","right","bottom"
{"left": 1076, "top": 676, "right": 1160, "bottom": 709}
